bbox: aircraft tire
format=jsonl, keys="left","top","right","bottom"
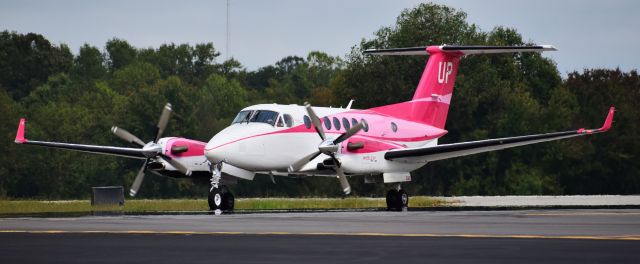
{"left": 208, "top": 187, "right": 223, "bottom": 211}
{"left": 386, "top": 189, "right": 409, "bottom": 211}
{"left": 222, "top": 191, "right": 235, "bottom": 211}
{"left": 398, "top": 189, "right": 409, "bottom": 208}
{"left": 386, "top": 189, "right": 400, "bottom": 211}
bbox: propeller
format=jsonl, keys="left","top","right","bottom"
{"left": 111, "top": 103, "right": 191, "bottom": 197}
{"left": 129, "top": 159, "right": 148, "bottom": 197}
{"left": 288, "top": 102, "right": 366, "bottom": 195}
{"left": 111, "top": 127, "right": 145, "bottom": 146}
{"left": 155, "top": 103, "right": 172, "bottom": 143}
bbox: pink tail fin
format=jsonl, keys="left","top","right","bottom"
{"left": 365, "top": 45, "right": 556, "bottom": 129}
{"left": 410, "top": 46, "right": 463, "bottom": 128}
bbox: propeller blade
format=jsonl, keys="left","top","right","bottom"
{"left": 129, "top": 159, "right": 149, "bottom": 197}
{"left": 160, "top": 154, "right": 192, "bottom": 176}
{"left": 154, "top": 103, "right": 173, "bottom": 142}
{"left": 304, "top": 102, "right": 325, "bottom": 140}
{"left": 336, "top": 167, "right": 351, "bottom": 195}
{"left": 328, "top": 153, "right": 341, "bottom": 167}
{"left": 288, "top": 151, "right": 321, "bottom": 172}
{"left": 333, "top": 120, "right": 366, "bottom": 145}
{"left": 111, "top": 126, "right": 145, "bottom": 146}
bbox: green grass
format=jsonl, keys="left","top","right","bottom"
{"left": 0, "top": 196, "right": 447, "bottom": 215}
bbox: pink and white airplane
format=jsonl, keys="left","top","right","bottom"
{"left": 15, "top": 45, "right": 614, "bottom": 211}
{"left": 202, "top": 45, "right": 614, "bottom": 210}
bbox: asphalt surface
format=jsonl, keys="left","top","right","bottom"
{"left": 1, "top": 209, "right": 639, "bottom": 263}
{"left": 442, "top": 195, "right": 640, "bottom": 207}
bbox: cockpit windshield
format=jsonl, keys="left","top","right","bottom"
{"left": 231, "top": 110, "right": 281, "bottom": 126}
{"left": 249, "top": 110, "right": 279, "bottom": 126}
{"left": 231, "top": 110, "right": 253, "bottom": 124}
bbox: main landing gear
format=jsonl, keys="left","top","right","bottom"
{"left": 208, "top": 162, "right": 235, "bottom": 211}
{"left": 386, "top": 185, "right": 409, "bottom": 211}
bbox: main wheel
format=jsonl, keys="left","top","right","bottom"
{"left": 386, "top": 189, "right": 409, "bottom": 211}
{"left": 222, "top": 192, "right": 235, "bottom": 211}
{"left": 398, "top": 189, "right": 409, "bottom": 208}
{"left": 208, "top": 187, "right": 223, "bottom": 211}
{"left": 386, "top": 189, "right": 400, "bottom": 211}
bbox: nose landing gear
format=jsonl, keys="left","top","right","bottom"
{"left": 208, "top": 185, "right": 234, "bottom": 211}
{"left": 208, "top": 162, "right": 235, "bottom": 211}
{"left": 386, "top": 185, "right": 409, "bottom": 211}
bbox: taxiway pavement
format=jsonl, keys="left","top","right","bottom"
{"left": 1, "top": 209, "right": 639, "bottom": 263}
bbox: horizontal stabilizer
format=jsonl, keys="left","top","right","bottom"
{"left": 365, "top": 45, "right": 556, "bottom": 56}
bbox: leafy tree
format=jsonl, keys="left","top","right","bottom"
{"left": 558, "top": 69, "right": 640, "bottom": 194}
{"left": 110, "top": 62, "right": 161, "bottom": 95}
{"left": 72, "top": 44, "right": 106, "bottom": 80}
{"left": 194, "top": 74, "right": 248, "bottom": 139}
{"left": 106, "top": 38, "right": 137, "bottom": 72}
{"left": 0, "top": 88, "right": 21, "bottom": 197}
{"left": 0, "top": 31, "right": 73, "bottom": 100}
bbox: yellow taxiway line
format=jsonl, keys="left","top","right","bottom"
{"left": 523, "top": 212, "right": 640, "bottom": 216}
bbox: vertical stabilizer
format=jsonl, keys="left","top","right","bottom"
{"left": 410, "top": 46, "right": 462, "bottom": 128}
{"left": 365, "top": 45, "right": 555, "bottom": 129}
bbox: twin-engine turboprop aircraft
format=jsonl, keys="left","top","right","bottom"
{"left": 202, "top": 45, "right": 614, "bottom": 210}
{"left": 15, "top": 45, "right": 615, "bottom": 211}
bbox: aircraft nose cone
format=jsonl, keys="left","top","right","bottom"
{"left": 204, "top": 143, "right": 221, "bottom": 163}
{"left": 204, "top": 134, "right": 229, "bottom": 164}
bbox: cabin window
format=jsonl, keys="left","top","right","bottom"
{"left": 323, "top": 116, "right": 331, "bottom": 130}
{"left": 361, "top": 119, "right": 369, "bottom": 132}
{"left": 391, "top": 122, "right": 398, "bottom": 132}
{"left": 250, "top": 110, "right": 279, "bottom": 126}
{"left": 283, "top": 114, "right": 293, "bottom": 127}
{"left": 231, "top": 110, "right": 253, "bottom": 124}
{"left": 351, "top": 118, "right": 358, "bottom": 127}
{"left": 342, "top": 117, "right": 351, "bottom": 130}
{"left": 303, "top": 115, "right": 311, "bottom": 129}
{"left": 333, "top": 117, "right": 341, "bottom": 130}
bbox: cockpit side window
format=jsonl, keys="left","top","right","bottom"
{"left": 250, "top": 110, "right": 279, "bottom": 126}
{"left": 232, "top": 110, "right": 253, "bottom": 124}
{"left": 283, "top": 114, "right": 293, "bottom": 127}
{"left": 276, "top": 116, "right": 284, "bottom": 127}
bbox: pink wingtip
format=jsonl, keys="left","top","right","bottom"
{"left": 599, "top": 106, "right": 615, "bottom": 132}
{"left": 14, "top": 118, "right": 27, "bottom": 143}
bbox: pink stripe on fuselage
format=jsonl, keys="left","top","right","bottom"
{"left": 205, "top": 111, "right": 447, "bottom": 152}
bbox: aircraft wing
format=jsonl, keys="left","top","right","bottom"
{"left": 385, "top": 107, "right": 615, "bottom": 163}
{"left": 14, "top": 118, "right": 147, "bottom": 159}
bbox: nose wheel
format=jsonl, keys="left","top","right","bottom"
{"left": 208, "top": 185, "right": 234, "bottom": 211}
{"left": 386, "top": 188, "right": 409, "bottom": 211}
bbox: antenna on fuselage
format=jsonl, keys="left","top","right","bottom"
{"left": 346, "top": 99, "right": 354, "bottom": 110}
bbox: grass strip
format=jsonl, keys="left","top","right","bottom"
{"left": 0, "top": 196, "right": 446, "bottom": 214}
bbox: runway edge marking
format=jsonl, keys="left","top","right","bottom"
{"left": 1, "top": 230, "right": 639, "bottom": 241}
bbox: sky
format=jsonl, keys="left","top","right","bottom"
{"left": 1, "top": 0, "right": 638, "bottom": 75}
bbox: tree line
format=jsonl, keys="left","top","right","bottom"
{"left": 0, "top": 3, "right": 637, "bottom": 199}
